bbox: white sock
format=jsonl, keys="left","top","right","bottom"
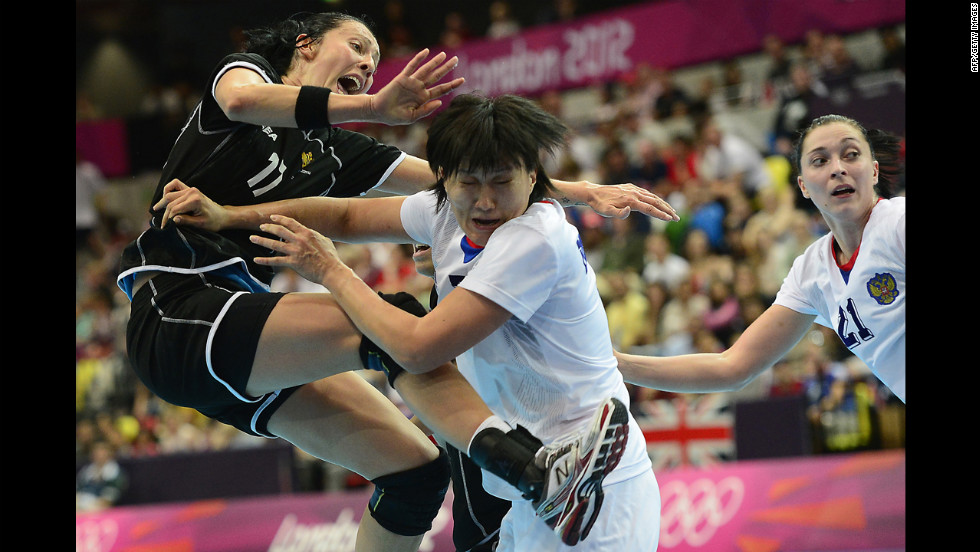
{"left": 466, "top": 415, "right": 513, "bottom": 456}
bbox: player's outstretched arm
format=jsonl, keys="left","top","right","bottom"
{"left": 616, "top": 305, "right": 816, "bottom": 392}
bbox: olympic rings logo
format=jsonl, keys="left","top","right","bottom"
{"left": 658, "top": 476, "right": 745, "bottom": 548}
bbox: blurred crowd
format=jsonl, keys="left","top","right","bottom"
{"left": 77, "top": 3, "right": 906, "bottom": 510}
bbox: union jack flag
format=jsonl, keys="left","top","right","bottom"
{"left": 634, "top": 393, "right": 735, "bottom": 471}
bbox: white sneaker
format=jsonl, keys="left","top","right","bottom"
{"left": 533, "top": 397, "right": 630, "bottom": 545}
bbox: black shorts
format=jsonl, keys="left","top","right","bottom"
{"left": 126, "top": 271, "right": 300, "bottom": 437}
{"left": 445, "top": 443, "right": 512, "bottom": 551}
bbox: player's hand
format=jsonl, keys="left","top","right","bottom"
{"left": 153, "top": 179, "right": 230, "bottom": 231}
{"left": 251, "top": 214, "right": 344, "bottom": 287}
{"left": 368, "top": 49, "right": 465, "bottom": 125}
{"left": 585, "top": 181, "right": 680, "bottom": 221}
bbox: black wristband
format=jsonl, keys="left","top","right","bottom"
{"left": 294, "top": 86, "right": 331, "bottom": 129}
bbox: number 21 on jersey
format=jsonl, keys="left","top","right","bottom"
{"left": 837, "top": 298, "right": 874, "bottom": 349}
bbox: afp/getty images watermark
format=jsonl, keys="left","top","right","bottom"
{"left": 973, "top": 3, "right": 979, "bottom": 72}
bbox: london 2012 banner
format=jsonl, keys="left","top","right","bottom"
{"left": 76, "top": 449, "right": 905, "bottom": 552}
{"left": 370, "top": 0, "right": 905, "bottom": 100}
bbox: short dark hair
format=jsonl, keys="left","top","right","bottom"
{"left": 242, "top": 12, "right": 374, "bottom": 76}
{"left": 425, "top": 93, "right": 569, "bottom": 210}
{"left": 791, "top": 114, "right": 904, "bottom": 198}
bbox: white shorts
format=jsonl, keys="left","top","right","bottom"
{"left": 497, "top": 469, "right": 661, "bottom": 551}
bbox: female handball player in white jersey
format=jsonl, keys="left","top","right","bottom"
{"left": 616, "top": 114, "right": 905, "bottom": 404}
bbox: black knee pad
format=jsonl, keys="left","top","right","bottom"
{"left": 468, "top": 426, "right": 544, "bottom": 501}
{"left": 358, "top": 292, "right": 428, "bottom": 387}
{"left": 368, "top": 447, "right": 451, "bottom": 536}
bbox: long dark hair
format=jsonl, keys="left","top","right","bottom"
{"left": 242, "top": 12, "right": 374, "bottom": 76}
{"left": 425, "top": 93, "right": 569, "bottom": 210}
{"left": 791, "top": 114, "right": 904, "bottom": 198}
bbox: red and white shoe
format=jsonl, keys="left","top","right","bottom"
{"left": 533, "top": 397, "right": 630, "bottom": 545}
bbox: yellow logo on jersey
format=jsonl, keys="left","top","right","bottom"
{"left": 867, "top": 273, "right": 899, "bottom": 305}
{"left": 301, "top": 151, "right": 314, "bottom": 168}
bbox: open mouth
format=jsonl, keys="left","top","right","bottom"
{"left": 831, "top": 185, "right": 855, "bottom": 197}
{"left": 472, "top": 218, "right": 500, "bottom": 230}
{"left": 337, "top": 75, "right": 364, "bottom": 95}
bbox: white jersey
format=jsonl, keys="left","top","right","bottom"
{"left": 401, "top": 192, "right": 652, "bottom": 500}
{"left": 774, "top": 197, "right": 905, "bottom": 402}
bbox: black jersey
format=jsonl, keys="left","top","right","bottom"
{"left": 118, "top": 53, "right": 404, "bottom": 296}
